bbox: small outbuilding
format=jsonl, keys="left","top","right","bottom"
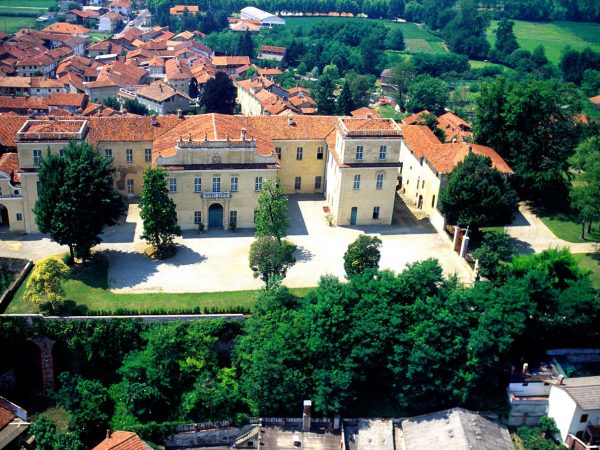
{"left": 240, "top": 7, "right": 285, "bottom": 26}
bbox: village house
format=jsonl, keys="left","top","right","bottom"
{"left": 548, "top": 376, "right": 600, "bottom": 448}
{"left": 399, "top": 111, "right": 512, "bottom": 230}
{"left": 164, "top": 58, "right": 193, "bottom": 92}
{"left": 169, "top": 5, "right": 199, "bottom": 15}
{"left": 107, "top": 0, "right": 132, "bottom": 18}
{"left": 0, "top": 76, "right": 65, "bottom": 97}
{"left": 134, "top": 80, "right": 191, "bottom": 115}
{"left": 41, "top": 22, "right": 90, "bottom": 37}
{"left": 66, "top": 8, "right": 101, "bottom": 24}
{"left": 239, "top": 6, "right": 286, "bottom": 26}
{"left": 229, "top": 19, "right": 261, "bottom": 33}
{"left": 93, "top": 430, "right": 151, "bottom": 449}
{"left": 99, "top": 12, "right": 125, "bottom": 32}
{"left": 211, "top": 56, "right": 250, "bottom": 75}
{"left": 257, "top": 45, "right": 286, "bottom": 62}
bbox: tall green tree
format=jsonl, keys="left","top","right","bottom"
{"left": 34, "top": 142, "right": 124, "bottom": 261}
{"left": 249, "top": 236, "right": 297, "bottom": 286}
{"left": 343, "top": 235, "right": 382, "bottom": 278}
{"left": 474, "top": 77, "right": 582, "bottom": 195}
{"left": 336, "top": 80, "right": 355, "bottom": 115}
{"left": 200, "top": 72, "right": 236, "bottom": 114}
{"left": 236, "top": 32, "right": 254, "bottom": 57}
{"left": 568, "top": 137, "right": 600, "bottom": 239}
{"left": 315, "top": 72, "right": 336, "bottom": 115}
{"left": 24, "top": 257, "right": 69, "bottom": 311}
{"left": 439, "top": 153, "right": 518, "bottom": 229}
{"left": 139, "top": 167, "right": 181, "bottom": 256}
{"left": 123, "top": 99, "right": 149, "bottom": 116}
{"left": 406, "top": 75, "right": 449, "bottom": 115}
{"left": 494, "top": 18, "right": 519, "bottom": 58}
{"left": 255, "top": 177, "right": 289, "bottom": 239}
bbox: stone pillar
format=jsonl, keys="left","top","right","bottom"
{"left": 32, "top": 337, "right": 56, "bottom": 391}
{"left": 460, "top": 234, "right": 470, "bottom": 258}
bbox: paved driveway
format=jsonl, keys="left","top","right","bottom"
{"left": 0, "top": 197, "right": 472, "bottom": 293}
{"left": 505, "top": 203, "right": 599, "bottom": 254}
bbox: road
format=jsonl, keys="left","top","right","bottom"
{"left": 116, "top": 8, "right": 150, "bottom": 37}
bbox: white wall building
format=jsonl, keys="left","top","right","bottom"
{"left": 548, "top": 376, "right": 600, "bottom": 447}
{"left": 240, "top": 7, "right": 285, "bottom": 26}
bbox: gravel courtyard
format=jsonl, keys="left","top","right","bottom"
{"left": 0, "top": 195, "right": 472, "bottom": 293}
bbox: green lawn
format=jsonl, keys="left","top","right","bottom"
{"left": 0, "top": 0, "right": 55, "bottom": 9}
{"left": 487, "top": 20, "right": 600, "bottom": 65}
{"left": 0, "top": 15, "right": 37, "bottom": 34}
{"left": 6, "top": 254, "right": 312, "bottom": 315}
{"left": 377, "top": 105, "right": 403, "bottom": 120}
{"left": 534, "top": 201, "right": 600, "bottom": 243}
{"left": 573, "top": 253, "right": 600, "bottom": 288}
{"left": 88, "top": 31, "right": 112, "bottom": 43}
{"left": 469, "top": 59, "right": 504, "bottom": 70}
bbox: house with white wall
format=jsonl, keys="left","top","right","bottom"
{"left": 548, "top": 376, "right": 600, "bottom": 448}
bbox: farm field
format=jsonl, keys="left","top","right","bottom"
{"left": 285, "top": 17, "right": 447, "bottom": 53}
{"left": 0, "top": 0, "right": 55, "bottom": 34}
{"left": 487, "top": 19, "right": 600, "bottom": 65}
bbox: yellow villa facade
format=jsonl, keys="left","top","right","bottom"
{"left": 0, "top": 113, "right": 511, "bottom": 234}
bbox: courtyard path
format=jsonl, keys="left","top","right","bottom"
{"left": 0, "top": 198, "right": 473, "bottom": 293}
{"left": 505, "top": 203, "right": 599, "bottom": 255}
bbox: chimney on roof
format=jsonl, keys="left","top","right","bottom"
{"left": 240, "top": 127, "right": 247, "bottom": 141}
{"left": 106, "top": 429, "right": 111, "bottom": 439}
{"left": 302, "top": 400, "right": 311, "bottom": 431}
{"left": 151, "top": 114, "right": 157, "bottom": 126}
{"left": 366, "top": 113, "right": 373, "bottom": 119}
{"left": 522, "top": 362, "right": 529, "bottom": 375}
{"left": 177, "top": 108, "right": 183, "bottom": 118}
{"left": 288, "top": 117, "right": 295, "bottom": 126}
{"left": 467, "top": 144, "right": 473, "bottom": 154}
{"left": 558, "top": 374, "right": 565, "bottom": 385}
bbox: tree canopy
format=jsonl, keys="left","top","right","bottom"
{"left": 200, "top": 71, "right": 236, "bottom": 114}
{"left": 254, "top": 177, "right": 289, "bottom": 239}
{"left": 139, "top": 167, "right": 181, "bottom": 256}
{"left": 343, "top": 235, "right": 382, "bottom": 277}
{"left": 474, "top": 77, "right": 582, "bottom": 195}
{"left": 439, "top": 153, "right": 518, "bottom": 229}
{"left": 34, "top": 142, "right": 124, "bottom": 260}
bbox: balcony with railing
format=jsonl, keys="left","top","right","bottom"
{"left": 202, "top": 191, "right": 231, "bottom": 199}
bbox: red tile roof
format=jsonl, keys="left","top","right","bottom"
{"left": 0, "top": 405, "right": 15, "bottom": 430}
{"left": 41, "top": 23, "right": 90, "bottom": 35}
{"left": 589, "top": 95, "right": 600, "bottom": 105}
{"left": 212, "top": 56, "right": 250, "bottom": 67}
{"left": 259, "top": 45, "right": 286, "bottom": 55}
{"left": 402, "top": 109, "right": 431, "bottom": 125}
{"left": 93, "top": 431, "right": 147, "bottom": 450}
{"left": 402, "top": 124, "right": 512, "bottom": 174}
{"left": 170, "top": 5, "right": 199, "bottom": 14}
{"left": 350, "top": 107, "right": 380, "bottom": 119}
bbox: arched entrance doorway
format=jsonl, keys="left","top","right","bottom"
{"left": 0, "top": 204, "right": 9, "bottom": 232}
{"left": 208, "top": 203, "right": 224, "bottom": 229}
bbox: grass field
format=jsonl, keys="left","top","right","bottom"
{"left": 487, "top": 20, "right": 600, "bottom": 65}
{"left": 285, "top": 17, "right": 447, "bottom": 53}
{"left": 537, "top": 211, "right": 600, "bottom": 243}
{"left": 469, "top": 59, "right": 504, "bottom": 70}
{"left": 0, "top": 0, "right": 55, "bottom": 34}
{"left": 6, "top": 254, "right": 312, "bottom": 315}
{"left": 88, "top": 31, "right": 112, "bottom": 43}
{"left": 0, "top": 15, "right": 37, "bottom": 34}
{"left": 573, "top": 253, "right": 600, "bottom": 288}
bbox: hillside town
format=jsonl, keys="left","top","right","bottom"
{"left": 0, "top": 0, "right": 600, "bottom": 449}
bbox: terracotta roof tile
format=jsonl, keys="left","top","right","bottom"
{"left": 169, "top": 5, "right": 199, "bottom": 14}
{"left": 41, "top": 23, "right": 89, "bottom": 35}
{"left": 350, "top": 107, "right": 380, "bottom": 118}
{"left": 589, "top": 95, "right": 600, "bottom": 105}
{"left": 165, "top": 58, "right": 192, "bottom": 80}
{"left": 136, "top": 80, "right": 190, "bottom": 102}
{"left": 0, "top": 405, "right": 15, "bottom": 430}
{"left": 402, "top": 109, "right": 430, "bottom": 125}
{"left": 259, "top": 45, "right": 286, "bottom": 55}
{"left": 212, "top": 56, "right": 250, "bottom": 67}
{"left": 48, "top": 93, "right": 87, "bottom": 107}
{"left": 93, "top": 431, "right": 148, "bottom": 450}
{"left": 0, "top": 116, "right": 27, "bottom": 148}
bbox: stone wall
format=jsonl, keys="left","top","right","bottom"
{"left": 0, "top": 257, "right": 32, "bottom": 313}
